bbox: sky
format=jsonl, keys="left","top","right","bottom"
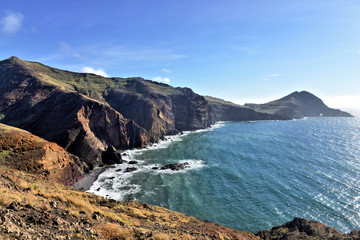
{"left": 1, "top": 0, "right": 359, "bottom": 113}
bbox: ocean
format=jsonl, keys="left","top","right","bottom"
{"left": 89, "top": 117, "right": 360, "bottom": 233}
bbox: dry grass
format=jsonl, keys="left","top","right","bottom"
{"left": 0, "top": 166, "right": 133, "bottom": 225}
{"left": 152, "top": 233, "right": 170, "bottom": 240}
{"left": 0, "top": 165, "right": 253, "bottom": 240}
{"left": 93, "top": 223, "right": 134, "bottom": 240}
{"left": 0, "top": 187, "right": 21, "bottom": 206}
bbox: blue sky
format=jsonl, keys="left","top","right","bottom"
{"left": 1, "top": 0, "right": 359, "bottom": 112}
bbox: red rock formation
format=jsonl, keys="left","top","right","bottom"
{"left": 0, "top": 123, "right": 83, "bottom": 185}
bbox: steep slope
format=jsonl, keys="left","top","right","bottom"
{"left": 104, "top": 81, "right": 214, "bottom": 141}
{"left": 1, "top": 57, "right": 214, "bottom": 139}
{"left": 244, "top": 91, "right": 352, "bottom": 119}
{"left": 0, "top": 57, "right": 214, "bottom": 164}
{"left": 0, "top": 123, "right": 83, "bottom": 186}
{"left": 0, "top": 57, "right": 149, "bottom": 170}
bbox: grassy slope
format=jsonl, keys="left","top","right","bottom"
{"left": 0, "top": 166, "right": 257, "bottom": 239}
{"left": 14, "top": 57, "right": 182, "bottom": 101}
{"left": 204, "top": 96, "right": 240, "bottom": 107}
{"left": 0, "top": 122, "right": 256, "bottom": 239}
{"left": 244, "top": 99, "right": 292, "bottom": 115}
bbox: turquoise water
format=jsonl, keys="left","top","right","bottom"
{"left": 90, "top": 117, "right": 360, "bottom": 233}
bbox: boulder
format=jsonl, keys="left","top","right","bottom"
{"left": 160, "top": 162, "right": 190, "bottom": 171}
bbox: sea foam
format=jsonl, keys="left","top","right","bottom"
{"left": 88, "top": 122, "right": 223, "bottom": 201}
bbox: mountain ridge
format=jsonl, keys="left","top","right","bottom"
{"left": 244, "top": 91, "right": 352, "bottom": 118}
{"left": 0, "top": 56, "right": 352, "bottom": 173}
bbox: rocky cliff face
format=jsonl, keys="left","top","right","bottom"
{"left": 0, "top": 57, "right": 216, "bottom": 171}
{"left": 105, "top": 80, "right": 214, "bottom": 142}
{"left": 0, "top": 123, "right": 83, "bottom": 186}
{"left": 0, "top": 57, "right": 148, "bottom": 170}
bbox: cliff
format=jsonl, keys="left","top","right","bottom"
{"left": 0, "top": 57, "right": 214, "bottom": 171}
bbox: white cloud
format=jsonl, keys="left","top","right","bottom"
{"left": 98, "top": 46, "right": 185, "bottom": 61}
{"left": 357, "top": 50, "right": 360, "bottom": 54}
{"left": 322, "top": 95, "right": 360, "bottom": 109}
{"left": 153, "top": 76, "right": 170, "bottom": 84}
{"left": 218, "top": 91, "right": 228, "bottom": 95}
{"left": 269, "top": 73, "right": 280, "bottom": 77}
{"left": 81, "top": 66, "right": 109, "bottom": 77}
{"left": 236, "top": 45, "right": 260, "bottom": 56}
{"left": 1, "top": 11, "right": 23, "bottom": 33}
{"left": 161, "top": 68, "right": 172, "bottom": 74}
{"left": 264, "top": 78, "right": 269, "bottom": 81}
{"left": 59, "top": 42, "right": 81, "bottom": 58}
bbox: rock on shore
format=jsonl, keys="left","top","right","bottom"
{"left": 257, "top": 217, "right": 360, "bottom": 240}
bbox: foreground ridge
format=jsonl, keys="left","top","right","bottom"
{"left": 0, "top": 159, "right": 256, "bottom": 239}
{"left": 0, "top": 143, "right": 359, "bottom": 239}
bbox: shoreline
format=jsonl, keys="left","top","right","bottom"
{"left": 71, "top": 117, "right": 357, "bottom": 193}
{"left": 69, "top": 118, "right": 327, "bottom": 193}
{"left": 72, "top": 166, "right": 108, "bottom": 191}
{"left": 73, "top": 122, "right": 225, "bottom": 194}
{"left": 68, "top": 117, "right": 360, "bottom": 235}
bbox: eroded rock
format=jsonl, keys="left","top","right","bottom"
{"left": 160, "top": 162, "right": 190, "bottom": 171}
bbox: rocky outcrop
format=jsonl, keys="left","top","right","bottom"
{"left": 160, "top": 162, "right": 190, "bottom": 171}
{"left": 0, "top": 57, "right": 148, "bottom": 171}
{"left": 257, "top": 217, "right": 360, "bottom": 240}
{"left": 105, "top": 80, "right": 214, "bottom": 141}
{"left": 0, "top": 123, "right": 83, "bottom": 185}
